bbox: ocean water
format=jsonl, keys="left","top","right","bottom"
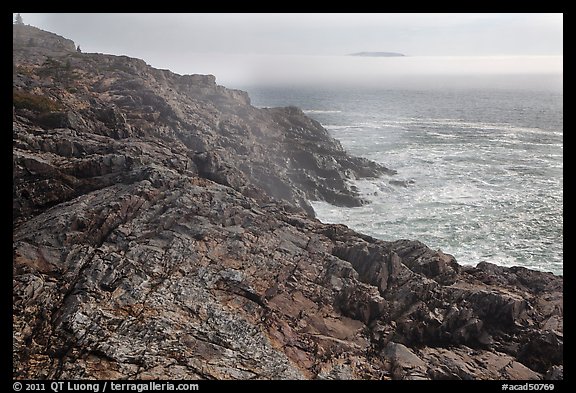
{"left": 242, "top": 81, "right": 563, "bottom": 275}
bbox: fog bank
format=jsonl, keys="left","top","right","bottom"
{"left": 151, "top": 54, "right": 563, "bottom": 91}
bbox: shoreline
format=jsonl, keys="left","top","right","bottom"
{"left": 13, "top": 25, "right": 563, "bottom": 380}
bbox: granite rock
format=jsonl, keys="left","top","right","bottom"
{"left": 13, "top": 26, "right": 562, "bottom": 380}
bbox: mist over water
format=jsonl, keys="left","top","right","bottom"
{"left": 236, "top": 59, "right": 563, "bottom": 275}
{"left": 177, "top": 54, "right": 563, "bottom": 91}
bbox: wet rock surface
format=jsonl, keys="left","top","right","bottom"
{"left": 13, "top": 26, "right": 562, "bottom": 380}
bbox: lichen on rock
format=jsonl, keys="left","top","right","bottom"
{"left": 13, "top": 25, "right": 562, "bottom": 380}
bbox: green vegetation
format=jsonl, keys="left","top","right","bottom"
{"left": 38, "top": 57, "right": 80, "bottom": 84}
{"left": 13, "top": 89, "right": 61, "bottom": 113}
{"left": 38, "top": 57, "right": 63, "bottom": 77}
{"left": 14, "top": 65, "right": 34, "bottom": 76}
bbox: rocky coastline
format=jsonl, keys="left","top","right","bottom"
{"left": 13, "top": 25, "right": 563, "bottom": 380}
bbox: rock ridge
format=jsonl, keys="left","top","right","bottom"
{"left": 13, "top": 26, "right": 562, "bottom": 380}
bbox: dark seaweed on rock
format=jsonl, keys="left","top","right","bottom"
{"left": 13, "top": 25, "right": 562, "bottom": 380}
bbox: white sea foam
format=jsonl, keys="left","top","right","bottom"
{"left": 248, "top": 84, "right": 563, "bottom": 275}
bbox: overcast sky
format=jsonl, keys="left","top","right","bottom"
{"left": 15, "top": 13, "right": 563, "bottom": 88}
{"left": 16, "top": 13, "right": 563, "bottom": 56}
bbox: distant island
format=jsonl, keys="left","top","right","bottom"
{"left": 13, "top": 25, "right": 563, "bottom": 381}
{"left": 349, "top": 51, "right": 406, "bottom": 57}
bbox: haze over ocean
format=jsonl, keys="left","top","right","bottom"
{"left": 235, "top": 55, "right": 562, "bottom": 275}
{"left": 18, "top": 13, "right": 562, "bottom": 274}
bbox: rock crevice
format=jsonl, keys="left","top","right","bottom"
{"left": 13, "top": 25, "right": 562, "bottom": 380}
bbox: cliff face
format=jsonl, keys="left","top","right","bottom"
{"left": 13, "top": 24, "right": 390, "bottom": 225}
{"left": 13, "top": 26, "right": 563, "bottom": 380}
